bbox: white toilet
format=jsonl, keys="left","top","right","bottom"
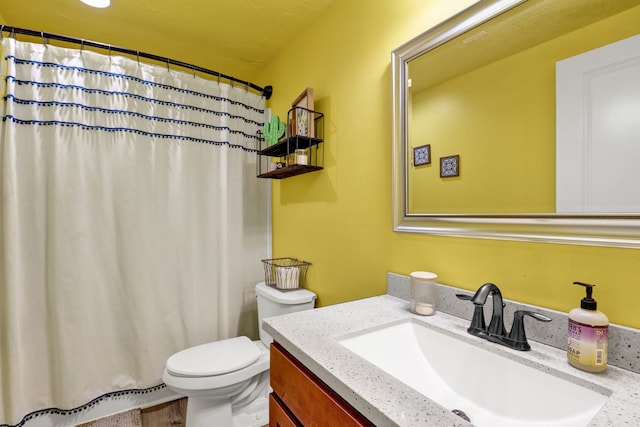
{"left": 163, "top": 282, "right": 316, "bottom": 427}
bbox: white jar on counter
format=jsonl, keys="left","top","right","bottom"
{"left": 410, "top": 271, "right": 437, "bottom": 316}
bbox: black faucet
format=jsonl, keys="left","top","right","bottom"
{"left": 456, "top": 283, "right": 551, "bottom": 351}
{"left": 471, "top": 282, "right": 507, "bottom": 337}
{"left": 456, "top": 283, "right": 505, "bottom": 338}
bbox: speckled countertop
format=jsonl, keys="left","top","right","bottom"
{"left": 263, "top": 294, "right": 640, "bottom": 427}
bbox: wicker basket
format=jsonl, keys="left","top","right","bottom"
{"left": 262, "top": 258, "right": 311, "bottom": 290}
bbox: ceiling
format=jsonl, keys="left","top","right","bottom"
{"left": 0, "top": 0, "right": 335, "bottom": 81}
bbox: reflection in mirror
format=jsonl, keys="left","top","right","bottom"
{"left": 407, "top": 0, "right": 640, "bottom": 214}
{"left": 392, "top": 0, "right": 640, "bottom": 247}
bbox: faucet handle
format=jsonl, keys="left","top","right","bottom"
{"left": 507, "top": 310, "right": 552, "bottom": 351}
{"left": 456, "top": 294, "right": 487, "bottom": 336}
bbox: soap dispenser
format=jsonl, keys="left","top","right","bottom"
{"left": 567, "top": 281, "right": 609, "bottom": 372}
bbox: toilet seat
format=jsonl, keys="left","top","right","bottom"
{"left": 163, "top": 340, "right": 270, "bottom": 392}
{"left": 167, "top": 336, "right": 261, "bottom": 377}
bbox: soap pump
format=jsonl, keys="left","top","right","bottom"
{"left": 567, "top": 281, "right": 609, "bottom": 372}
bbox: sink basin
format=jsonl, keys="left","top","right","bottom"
{"left": 338, "top": 319, "right": 609, "bottom": 427}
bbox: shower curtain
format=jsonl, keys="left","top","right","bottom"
{"left": 0, "top": 38, "right": 269, "bottom": 425}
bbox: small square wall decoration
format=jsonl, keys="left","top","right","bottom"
{"left": 413, "top": 144, "right": 431, "bottom": 166}
{"left": 440, "top": 155, "right": 460, "bottom": 177}
{"left": 291, "top": 87, "right": 314, "bottom": 138}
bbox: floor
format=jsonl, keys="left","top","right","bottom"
{"left": 77, "top": 398, "right": 187, "bottom": 427}
{"left": 76, "top": 398, "right": 270, "bottom": 427}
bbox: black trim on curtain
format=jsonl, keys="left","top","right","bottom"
{"left": 0, "top": 385, "right": 167, "bottom": 427}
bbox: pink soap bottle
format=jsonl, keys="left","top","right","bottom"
{"left": 567, "top": 282, "right": 609, "bottom": 373}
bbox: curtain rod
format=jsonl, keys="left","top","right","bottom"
{"left": 0, "top": 25, "right": 273, "bottom": 100}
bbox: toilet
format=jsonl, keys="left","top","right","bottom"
{"left": 163, "top": 282, "right": 317, "bottom": 427}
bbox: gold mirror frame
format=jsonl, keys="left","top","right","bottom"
{"left": 391, "top": 0, "right": 640, "bottom": 248}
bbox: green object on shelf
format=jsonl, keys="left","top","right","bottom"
{"left": 264, "top": 115, "right": 285, "bottom": 145}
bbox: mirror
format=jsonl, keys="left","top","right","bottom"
{"left": 392, "top": 0, "right": 640, "bottom": 248}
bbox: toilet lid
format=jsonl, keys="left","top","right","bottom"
{"left": 166, "top": 336, "right": 261, "bottom": 377}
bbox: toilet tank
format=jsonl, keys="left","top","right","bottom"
{"left": 255, "top": 282, "right": 316, "bottom": 347}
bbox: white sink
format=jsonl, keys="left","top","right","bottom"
{"left": 338, "top": 319, "right": 609, "bottom": 427}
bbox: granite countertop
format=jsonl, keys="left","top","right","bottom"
{"left": 263, "top": 294, "right": 640, "bottom": 427}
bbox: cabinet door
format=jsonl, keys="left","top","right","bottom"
{"left": 270, "top": 342, "right": 374, "bottom": 427}
{"left": 269, "top": 394, "right": 302, "bottom": 427}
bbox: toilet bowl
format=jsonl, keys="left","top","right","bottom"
{"left": 163, "top": 282, "right": 316, "bottom": 427}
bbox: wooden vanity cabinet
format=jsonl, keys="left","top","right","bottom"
{"left": 269, "top": 393, "right": 301, "bottom": 427}
{"left": 270, "top": 341, "right": 374, "bottom": 427}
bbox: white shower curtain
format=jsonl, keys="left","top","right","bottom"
{"left": 0, "top": 38, "right": 269, "bottom": 425}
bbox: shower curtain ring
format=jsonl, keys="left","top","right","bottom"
{"left": 136, "top": 51, "right": 140, "bottom": 65}
{"left": 217, "top": 73, "right": 221, "bottom": 85}
{"left": 244, "top": 83, "right": 249, "bottom": 93}
{"left": 80, "top": 39, "right": 85, "bottom": 53}
{"left": 0, "top": 26, "right": 4, "bottom": 40}
{"left": 166, "top": 59, "right": 170, "bottom": 72}
{"left": 41, "top": 32, "right": 48, "bottom": 47}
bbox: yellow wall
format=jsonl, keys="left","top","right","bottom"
{"left": 259, "top": 1, "right": 640, "bottom": 329}
{"left": 409, "top": 52, "right": 557, "bottom": 213}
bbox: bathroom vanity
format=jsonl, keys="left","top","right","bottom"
{"left": 269, "top": 342, "right": 373, "bottom": 426}
{"left": 263, "top": 287, "right": 640, "bottom": 426}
